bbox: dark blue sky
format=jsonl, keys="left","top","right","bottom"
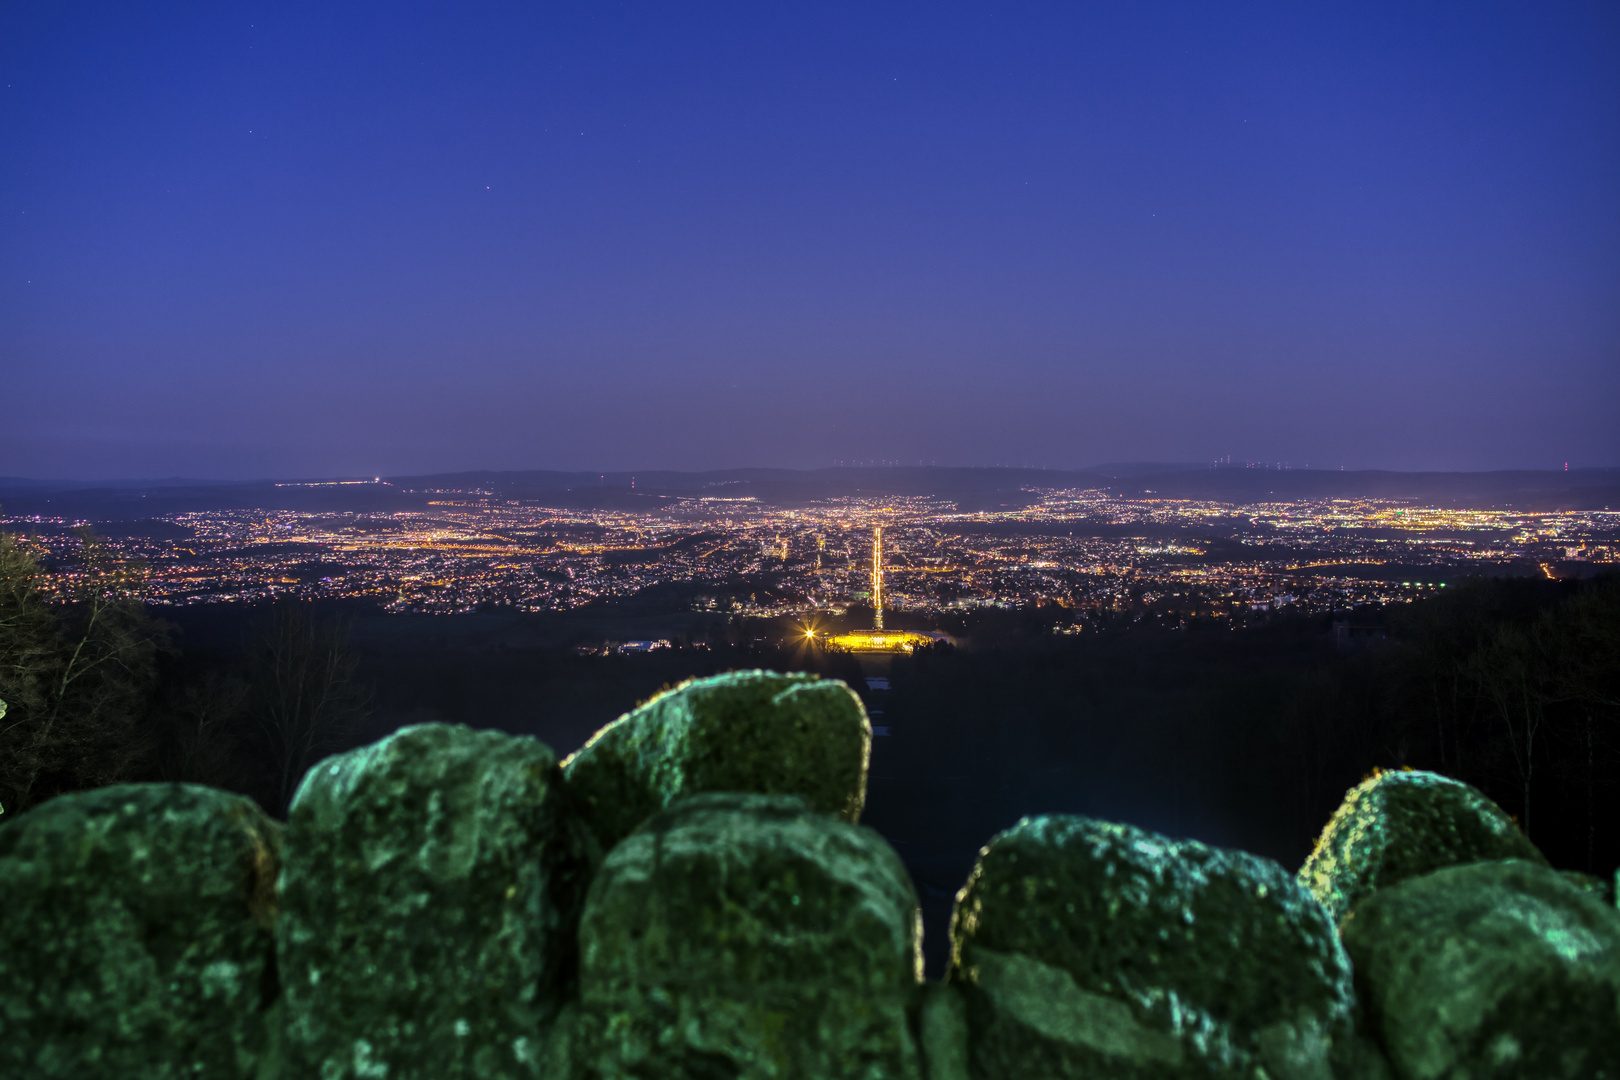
{"left": 4, "top": 2, "right": 1617, "bottom": 479}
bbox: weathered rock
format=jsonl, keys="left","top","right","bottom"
{"left": 1337, "top": 1033, "right": 1397, "bottom": 1080}
{"left": 1560, "top": 868, "right": 1617, "bottom": 906}
{"left": 918, "top": 982, "right": 971, "bottom": 1080}
{"left": 561, "top": 670, "right": 870, "bottom": 851}
{"left": 949, "top": 815, "right": 1354, "bottom": 1080}
{"left": 1341, "top": 858, "right": 1620, "bottom": 1079}
{"left": 0, "top": 783, "right": 281, "bottom": 1079}
{"left": 279, "top": 723, "right": 597, "bottom": 1079}
{"left": 1299, "top": 768, "right": 1544, "bottom": 924}
{"left": 574, "top": 792, "right": 923, "bottom": 1079}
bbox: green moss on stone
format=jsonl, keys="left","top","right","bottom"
{"left": 949, "top": 815, "right": 1354, "bottom": 1080}
{"left": 918, "top": 982, "right": 971, "bottom": 1080}
{"left": 1559, "top": 868, "right": 1616, "bottom": 906}
{"left": 278, "top": 723, "right": 598, "bottom": 1079}
{"left": 573, "top": 793, "right": 923, "bottom": 1079}
{"left": 0, "top": 783, "right": 282, "bottom": 1079}
{"left": 561, "top": 670, "right": 870, "bottom": 852}
{"left": 1299, "top": 769, "right": 1545, "bottom": 925}
{"left": 1341, "top": 858, "right": 1620, "bottom": 1080}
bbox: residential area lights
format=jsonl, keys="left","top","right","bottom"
{"left": 5, "top": 491, "right": 1615, "bottom": 620}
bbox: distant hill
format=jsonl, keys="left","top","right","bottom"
{"left": 2, "top": 465, "right": 1616, "bottom": 518}
{"left": 1082, "top": 462, "right": 1209, "bottom": 477}
{"left": 1105, "top": 467, "right": 1620, "bottom": 511}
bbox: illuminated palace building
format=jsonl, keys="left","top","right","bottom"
{"left": 827, "top": 527, "right": 938, "bottom": 653}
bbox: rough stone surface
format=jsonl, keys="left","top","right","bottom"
{"left": 574, "top": 792, "right": 923, "bottom": 1079}
{"left": 1343, "top": 858, "right": 1620, "bottom": 1080}
{"left": 949, "top": 815, "right": 1355, "bottom": 1080}
{"left": 1337, "top": 1034, "right": 1397, "bottom": 1080}
{"left": 561, "top": 670, "right": 870, "bottom": 851}
{"left": 1559, "top": 868, "right": 1616, "bottom": 906}
{"left": 279, "top": 722, "right": 598, "bottom": 1079}
{"left": 918, "top": 983, "right": 971, "bottom": 1080}
{"left": 0, "top": 783, "right": 281, "bottom": 1079}
{"left": 1299, "top": 768, "right": 1544, "bottom": 925}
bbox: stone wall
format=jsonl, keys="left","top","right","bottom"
{"left": 2, "top": 669, "right": 1618, "bottom": 1078}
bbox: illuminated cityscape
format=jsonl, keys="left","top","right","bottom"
{"left": 873, "top": 526, "right": 884, "bottom": 629}
{"left": 4, "top": 5, "right": 1618, "bottom": 1069}
{"left": 7, "top": 486, "right": 1615, "bottom": 633}
{"left": 826, "top": 525, "right": 944, "bottom": 653}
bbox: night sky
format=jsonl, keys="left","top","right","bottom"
{"left": 4, "top": 2, "right": 1617, "bottom": 479}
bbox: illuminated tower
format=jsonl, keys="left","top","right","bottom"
{"left": 871, "top": 527, "right": 884, "bottom": 629}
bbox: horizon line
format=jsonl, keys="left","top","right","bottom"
{"left": 4, "top": 462, "right": 1620, "bottom": 489}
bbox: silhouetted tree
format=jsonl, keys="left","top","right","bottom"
{"left": 1469, "top": 622, "right": 1547, "bottom": 837}
{"left": 1373, "top": 574, "right": 1620, "bottom": 868}
{"left": 148, "top": 668, "right": 252, "bottom": 790}
{"left": 0, "top": 529, "right": 166, "bottom": 816}
{"left": 1541, "top": 576, "right": 1620, "bottom": 869}
{"left": 248, "top": 600, "right": 370, "bottom": 816}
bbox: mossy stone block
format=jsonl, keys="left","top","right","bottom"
{"left": 278, "top": 723, "right": 598, "bottom": 1079}
{"left": 949, "top": 815, "right": 1354, "bottom": 1080}
{"left": 1559, "top": 868, "right": 1616, "bottom": 906}
{"left": 561, "top": 670, "right": 870, "bottom": 851}
{"left": 1341, "top": 858, "right": 1620, "bottom": 1079}
{"left": 1299, "top": 769, "right": 1545, "bottom": 924}
{"left": 918, "top": 982, "right": 970, "bottom": 1080}
{"left": 574, "top": 793, "right": 923, "bottom": 1079}
{"left": 0, "top": 783, "right": 282, "bottom": 1079}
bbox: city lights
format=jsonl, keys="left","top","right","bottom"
{"left": 4, "top": 490, "right": 1613, "bottom": 621}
